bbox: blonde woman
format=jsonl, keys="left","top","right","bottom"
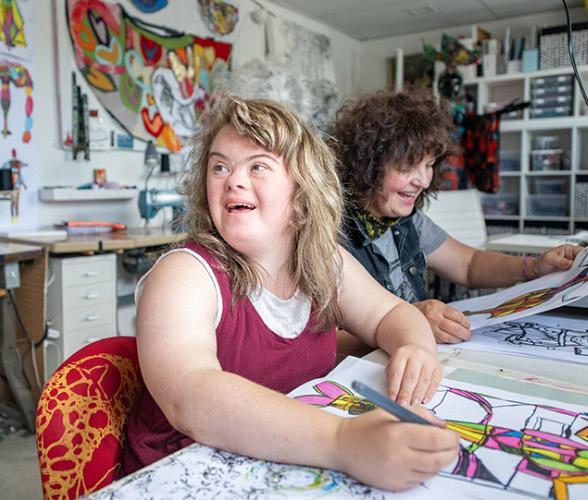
{"left": 120, "top": 96, "right": 459, "bottom": 492}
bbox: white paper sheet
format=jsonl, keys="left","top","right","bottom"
{"left": 450, "top": 247, "right": 588, "bottom": 330}
{"left": 450, "top": 313, "right": 588, "bottom": 364}
{"left": 289, "top": 357, "right": 588, "bottom": 499}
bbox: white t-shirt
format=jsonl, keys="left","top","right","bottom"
{"left": 136, "top": 248, "right": 311, "bottom": 339}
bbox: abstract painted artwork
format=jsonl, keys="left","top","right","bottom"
{"left": 198, "top": 0, "right": 239, "bottom": 36}
{"left": 130, "top": 0, "right": 168, "bottom": 14}
{"left": 451, "top": 248, "right": 588, "bottom": 329}
{"left": 65, "top": 0, "right": 232, "bottom": 151}
{"left": 0, "top": 0, "right": 26, "bottom": 50}
{"left": 0, "top": 58, "right": 33, "bottom": 142}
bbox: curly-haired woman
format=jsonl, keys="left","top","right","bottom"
{"left": 331, "top": 88, "right": 582, "bottom": 345}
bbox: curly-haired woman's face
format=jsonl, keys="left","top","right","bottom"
{"left": 368, "top": 156, "right": 435, "bottom": 218}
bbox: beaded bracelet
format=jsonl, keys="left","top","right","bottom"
{"left": 522, "top": 255, "right": 535, "bottom": 281}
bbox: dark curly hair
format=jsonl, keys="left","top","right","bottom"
{"left": 330, "top": 87, "right": 457, "bottom": 211}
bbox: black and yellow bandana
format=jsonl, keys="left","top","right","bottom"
{"left": 356, "top": 209, "right": 399, "bottom": 240}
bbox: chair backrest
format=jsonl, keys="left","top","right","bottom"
{"left": 36, "top": 337, "right": 143, "bottom": 499}
{"left": 423, "top": 189, "right": 487, "bottom": 249}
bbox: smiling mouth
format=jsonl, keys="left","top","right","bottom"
{"left": 399, "top": 192, "right": 418, "bottom": 199}
{"left": 226, "top": 202, "right": 256, "bottom": 213}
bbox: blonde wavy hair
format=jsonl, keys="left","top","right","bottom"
{"left": 182, "top": 95, "right": 343, "bottom": 330}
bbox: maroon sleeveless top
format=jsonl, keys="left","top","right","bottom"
{"left": 120, "top": 241, "right": 336, "bottom": 475}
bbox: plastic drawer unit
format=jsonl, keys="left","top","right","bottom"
{"left": 45, "top": 253, "right": 117, "bottom": 363}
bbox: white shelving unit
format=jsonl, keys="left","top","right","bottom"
{"left": 464, "top": 65, "right": 588, "bottom": 235}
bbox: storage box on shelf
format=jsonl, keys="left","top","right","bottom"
{"left": 576, "top": 182, "right": 588, "bottom": 219}
{"left": 464, "top": 65, "right": 588, "bottom": 234}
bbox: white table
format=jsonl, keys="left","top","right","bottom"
{"left": 86, "top": 308, "right": 588, "bottom": 499}
{"left": 486, "top": 232, "right": 588, "bottom": 254}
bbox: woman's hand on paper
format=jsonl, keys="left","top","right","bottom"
{"left": 334, "top": 407, "right": 460, "bottom": 491}
{"left": 414, "top": 300, "right": 471, "bottom": 344}
{"left": 532, "top": 244, "right": 583, "bottom": 279}
{"left": 385, "top": 344, "right": 442, "bottom": 406}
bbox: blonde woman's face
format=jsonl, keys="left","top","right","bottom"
{"left": 206, "top": 125, "right": 296, "bottom": 258}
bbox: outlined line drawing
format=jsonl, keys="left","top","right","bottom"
{"left": 431, "top": 386, "right": 588, "bottom": 500}
{"left": 478, "top": 320, "right": 588, "bottom": 357}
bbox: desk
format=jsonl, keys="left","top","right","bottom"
{"left": 85, "top": 307, "right": 588, "bottom": 499}
{"left": 0, "top": 227, "right": 187, "bottom": 254}
{"left": 486, "top": 232, "right": 588, "bottom": 254}
{"left": 0, "top": 229, "right": 186, "bottom": 379}
{"left": 0, "top": 243, "right": 45, "bottom": 432}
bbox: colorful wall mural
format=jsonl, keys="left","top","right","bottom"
{"left": 66, "top": 0, "right": 232, "bottom": 152}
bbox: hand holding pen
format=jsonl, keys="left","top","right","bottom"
{"left": 333, "top": 383, "right": 460, "bottom": 491}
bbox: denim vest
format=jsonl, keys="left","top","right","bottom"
{"left": 342, "top": 212, "right": 427, "bottom": 302}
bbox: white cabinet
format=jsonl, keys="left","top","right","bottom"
{"left": 464, "top": 65, "right": 588, "bottom": 235}
{"left": 46, "top": 254, "right": 117, "bottom": 363}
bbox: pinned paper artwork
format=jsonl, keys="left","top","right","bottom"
{"left": 450, "top": 247, "right": 588, "bottom": 330}
{"left": 0, "top": 58, "right": 32, "bottom": 142}
{"left": 65, "top": 0, "right": 232, "bottom": 152}
{"left": 454, "top": 313, "right": 588, "bottom": 364}
{"left": 130, "top": 0, "right": 168, "bottom": 14}
{"left": 198, "top": 0, "right": 239, "bottom": 36}
{"left": 0, "top": 0, "right": 25, "bottom": 50}
{"left": 0, "top": 0, "right": 33, "bottom": 60}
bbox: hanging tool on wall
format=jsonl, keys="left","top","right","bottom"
{"left": 71, "top": 72, "right": 89, "bottom": 160}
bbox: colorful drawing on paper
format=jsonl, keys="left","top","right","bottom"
{"left": 291, "top": 357, "right": 588, "bottom": 499}
{"left": 130, "top": 0, "right": 168, "bottom": 14}
{"left": 198, "top": 0, "right": 239, "bottom": 36}
{"left": 450, "top": 248, "right": 588, "bottom": 329}
{"left": 462, "top": 267, "right": 588, "bottom": 319}
{"left": 0, "top": 58, "right": 32, "bottom": 142}
{"left": 0, "top": 0, "right": 26, "bottom": 50}
{"left": 65, "top": 0, "right": 232, "bottom": 152}
{"left": 294, "top": 381, "right": 376, "bottom": 415}
{"left": 430, "top": 385, "right": 588, "bottom": 499}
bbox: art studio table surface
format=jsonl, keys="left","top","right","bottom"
{"left": 0, "top": 227, "right": 187, "bottom": 254}
{"left": 85, "top": 307, "right": 588, "bottom": 500}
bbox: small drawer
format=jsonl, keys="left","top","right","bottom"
{"left": 63, "top": 282, "right": 115, "bottom": 309}
{"left": 530, "top": 149, "right": 569, "bottom": 171}
{"left": 62, "top": 324, "right": 116, "bottom": 359}
{"left": 527, "top": 194, "right": 568, "bottom": 216}
{"left": 63, "top": 303, "right": 115, "bottom": 332}
{"left": 482, "top": 193, "right": 519, "bottom": 215}
{"left": 62, "top": 257, "right": 115, "bottom": 288}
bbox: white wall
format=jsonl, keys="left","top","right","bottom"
{"left": 20, "top": 2, "right": 588, "bottom": 230}
{"left": 30, "top": 0, "right": 359, "bottom": 231}
{"left": 357, "top": 6, "right": 588, "bottom": 94}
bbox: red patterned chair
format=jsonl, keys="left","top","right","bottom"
{"left": 35, "top": 337, "right": 143, "bottom": 499}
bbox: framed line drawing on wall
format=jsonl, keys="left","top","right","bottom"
{"left": 388, "top": 52, "right": 434, "bottom": 90}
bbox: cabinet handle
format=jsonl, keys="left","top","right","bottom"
{"left": 84, "top": 314, "right": 99, "bottom": 321}
{"left": 83, "top": 271, "right": 99, "bottom": 277}
{"left": 85, "top": 292, "right": 100, "bottom": 299}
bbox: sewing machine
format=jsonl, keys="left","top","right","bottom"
{"left": 139, "top": 141, "right": 185, "bottom": 229}
{"left": 138, "top": 188, "right": 184, "bottom": 223}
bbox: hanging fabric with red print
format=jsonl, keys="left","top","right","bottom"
{"left": 463, "top": 100, "right": 529, "bottom": 193}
